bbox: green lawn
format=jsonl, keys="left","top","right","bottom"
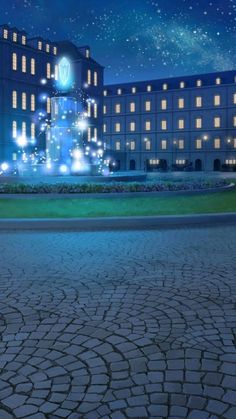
{"left": 0, "top": 189, "right": 235, "bottom": 218}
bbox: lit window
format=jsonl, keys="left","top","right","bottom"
{"left": 115, "top": 141, "right": 121, "bottom": 151}
{"left": 12, "top": 91, "right": 17, "bottom": 109}
{"left": 12, "top": 153, "right": 17, "bottom": 161}
{"left": 178, "top": 119, "right": 184, "bottom": 129}
{"left": 3, "top": 29, "right": 8, "bottom": 39}
{"left": 86, "top": 49, "right": 90, "bottom": 58}
{"left": 216, "top": 77, "right": 221, "bottom": 85}
{"left": 103, "top": 105, "right": 107, "bottom": 114}
{"left": 22, "top": 56, "right": 26, "bottom": 73}
{"left": 54, "top": 64, "right": 58, "bottom": 80}
{"left": 233, "top": 116, "right": 236, "bottom": 127}
{"left": 161, "top": 99, "right": 167, "bottom": 110}
{"left": 31, "top": 123, "right": 35, "bottom": 139}
{"left": 145, "top": 121, "right": 151, "bottom": 131}
{"left": 145, "top": 101, "right": 151, "bottom": 111}
{"left": 13, "top": 32, "right": 17, "bottom": 42}
{"left": 195, "top": 118, "right": 202, "bottom": 129}
{"left": 162, "top": 83, "right": 168, "bottom": 90}
{"left": 94, "top": 71, "right": 98, "bottom": 86}
{"left": 147, "top": 85, "right": 152, "bottom": 92}
{"left": 31, "top": 58, "right": 35, "bottom": 75}
{"left": 130, "top": 122, "right": 136, "bottom": 132}
{"left": 103, "top": 123, "right": 107, "bottom": 133}
{"left": 53, "top": 46, "right": 57, "bottom": 55}
{"left": 94, "top": 103, "right": 97, "bottom": 118}
{"left": 103, "top": 90, "right": 107, "bottom": 96}
{"left": 31, "top": 94, "right": 35, "bottom": 111}
{"left": 132, "top": 87, "right": 136, "bottom": 94}
{"left": 180, "top": 81, "right": 185, "bottom": 89}
{"left": 130, "top": 141, "right": 135, "bottom": 150}
{"left": 22, "top": 35, "right": 26, "bottom": 45}
{"left": 214, "top": 95, "right": 221, "bottom": 106}
{"left": 46, "top": 44, "right": 50, "bottom": 53}
{"left": 47, "top": 97, "right": 51, "bottom": 114}
{"left": 214, "top": 138, "right": 221, "bottom": 149}
{"left": 214, "top": 117, "right": 221, "bottom": 128}
{"left": 130, "top": 102, "right": 135, "bottom": 112}
{"left": 178, "top": 98, "right": 184, "bottom": 109}
{"left": 38, "top": 41, "right": 42, "bottom": 50}
{"left": 196, "top": 139, "right": 202, "bottom": 149}
{"left": 179, "top": 139, "right": 184, "bottom": 149}
{"left": 161, "top": 120, "right": 167, "bottom": 130}
{"left": 196, "top": 96, "right": 202, "bottom": 107}
{"left": 87, "top": 69, "right": 91, "bottom": 85}
{"left": 94, "top": 128, "right": 97, "bottom": 140}
{"left": 196, "top": 79, "right": 202, "bottom": 87}
{"left": 22, "top": 121, "right": 26, "bottom": 138}
{"left": 145, "top": 138, "right": 151, "bottom": 150}
{"left": 12, "top": 121, "right": 17, "bottom": 138}
{"left": 234, "top": 138, "right": 236, "bottom": 148}
{"left": 115, "top": 122, "right": 121, "bottom": 132}
{"left": 161, "top": 139, "right": 167, "bottom": 149}
{"left": 115, "top": 103, "right": 121, "bottom": 113}
{"left": 233, "top": 93, "right": 236, "bottom": 104}
{"left": 12, "top": 53, "right": 17, "bottom": 71}
{"left": 87, "top": 102, "right": 91, "bottom": 117}
{"left": 46, "top": 63, "right": 51, "bottom": 79}
{"left": 22, "top": 93, "right": 27, "bottom": 110}
{"left": 117, "top": 88, "right": 122, "bottom": 95}
{"left": 87, "top": 127, "right": 91, "bottom": 141}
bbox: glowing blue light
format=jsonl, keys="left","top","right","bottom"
{"left": 57, "top": 57, "right": 73, "bottom": 90}
{"left": 59, "top": 164, "right": 69, "bottom": 174}
{"left": 17, "top": 136, "right": 27, "bottom": 148}
{"left": 1, "top": 162, "right": 9, "bottom": 171}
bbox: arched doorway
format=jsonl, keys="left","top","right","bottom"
{"left": 129, "top": 159, "right": 136, "bottom": 170}
{"left": 213, "top": 159, "right": 221, "bottom": 171}
{"left": 160, "top": 159, "right": 168, "bottom": 171}
{"left": 195, "top": 159, "right": 202, "bottom": 171}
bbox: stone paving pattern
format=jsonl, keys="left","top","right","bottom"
{"left": 0, "top": 226, "right": 235, "bottom": 418}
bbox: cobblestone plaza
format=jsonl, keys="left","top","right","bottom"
{"left": 0, "top": 226, "right": 236, "bottom": 418}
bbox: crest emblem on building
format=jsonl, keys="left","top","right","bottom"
{"left": 58, "top": 57, "right": 71, "bottom": 86}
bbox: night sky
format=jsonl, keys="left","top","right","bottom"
{"left": 2, "top": 0, "right": 236, "bottom": 83}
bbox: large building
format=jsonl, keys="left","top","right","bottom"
{"left": 0, "top": 24, "right": 236, "bottom": 171}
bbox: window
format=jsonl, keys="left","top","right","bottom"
{"left": 86, "top": 49, "right": 90, "bottom": 58}
{"left": 130, "top": 122, "right": 136, "bottom": 132}
{"left": 234, "top": 93, "right": 236, "bottom": 104}
{"left": 147, "top": 85, "right": 152, "bottom": 92}
{"left": 132, "top": 87, "right": 136, "bottom": 94}
{"left": 54, "top": 64, "right": 58, "bottom": 81}
{"left": 145, "top": 138, "right": 151, "bottom": 150}
{"left": 161, "top": 120, "right": 167, "bottom": 130}
{"left": 117, "top": 88, "right": 122, "bottom": 95}
{"left": 196, "top": 96, "right": 202, "bottom": 107}
{"left": 22, "top": 122, "right": 26, "bottom": 138}
{"left": 214, "top": 95, "right": 221, "bottom": 106}
{"left": 46, "top": 63, "right": 51, "bottom": 79}
{"left": 22, "top": 93, "right": 27, "bottom": 110}
{"left": 103, "top": 105, "right": 107, "bottom": 114}
{"left": 196, "top": 139, "right": 202, "bottom": 149}
{"left": 214, "top": 138, "right": 221, "bottom": 149}
{"left": 115, "top": 122, "right": 121, "bottom": 132}
{"left": 115, "top": 141, "right": 121, "bottom": 151}
{"left": 12, "top": 153, "right": 17, "bottom": 161}
{"left": 53, "top": 46, "right": 57, "bottom": 55}
{"left": 234, "top": 138, "right": 236, "bottom": 148}
{"left": 12, "top": 91, "right": 17, "bottom": 109}
{"left": 87, "top": 69, "right": 91, "bottom": 85}
{"left": 161, "top": 139, "right": 167, "bottom": 149}
{"left": 179, "top": 139, "right": 184, "bottom": 149}
{"left": 31, "top": 94, "right": 35, "bottom": 111}
{"left": 196, "top": 79, "right": 202, "bottom": 87}
{"left": 3, "top": 29, "right": 8, "bottom": 39}
{"left": 216, "top": 77, "right": 221, "bottom": 85}
{"left": 22, "top": 56, "right": 26, "bottom": 73}
{"left": 115, "top": 103, "right": 121, "bottom": 113}
{"left": 162, "top": 83, "right": 168, "bottom": 90}
{"left": 226, "top": 159, "right": 236, "bottom": 165}
{"left": 149, "top": 159, "right": 160, "bottom": 165}
{"left": 130, "top": 141, "right": 135, "bottom": 150}
{"left": 94, "top": 127, "right": 97, "bottom": 140}
{"left": 161, "top": 99, "right": 167, "bottom": 110}
{"left": 38, "top": 41, "right": 42, "bottom": 50}
{"left": 12, "top": 121, "right": 17, "bottom": 138}
{"left": 103, "top": 90, "right": 107, "bottom": 96}
{"left": 214, "top": 117, "right": 221, "bottom": 128}
{"left": 233, "top": 116, "right": 236, "bottom": 127}
{"left": 94, "top": 103, "right": 97, "bottom": 118}
{"left": 31, "top": 123, "right": 35, "bottom": 139}
{"left": 195, "top": 118, "right": 202, "bottom": 129}
{"left": 22, "top": 35, "right": 26, "bottom": 45}
{"left": 87, "top": 127, "right": 91, "bottom": 141}
{"left": 47, "top": 97, "right": 51, "bottom": 114}
{"left": 180, "top": 81, "right": 185, "bottom": 89}
{"left": 12, "top": 53, "right": 17, "bottom": 71}
{"left": 103, "top": 123, "right": 107, "bottom": 133}
{"left": 145, "top": 121, "right": 151, "bottom": 131}
{"left": 178, "top": 98, "right": 184, "bottom": 109}
{"left": 94, "top": 71, "right": 98, "bottom": 86}
{"left": 130, "top": 102, "right": 135, "bottom": 112}
{"left": 145, "top": 101, "right": 151, "bottom": 111}
{"left": 87, "top": 102, "right": 91, "bottom": 117}
{"left": 46, "top": 43, "right": 50, "bottom": 53}
{"left": 178, "top": 119, "right": 184, "bottom": 129}
{"left": 13, "top": 32, "right": 17, "bottom": 42}
{"left": 31, "top": 58, "right": 35, "bottom": 75}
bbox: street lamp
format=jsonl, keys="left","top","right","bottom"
{"left": 203, "top": 135, "right": 209, "bottom": 171}
{"left": 172, "top": 140, "right": 177, "bottom": 170}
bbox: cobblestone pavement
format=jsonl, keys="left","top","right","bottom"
{"left": 0, "top": 226, "right": 235, "bottom": 419}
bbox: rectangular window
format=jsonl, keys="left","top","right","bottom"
{"left": 196, "top": 96, "right": 202, "bottom": 107}
{"left": 31, "top": 94, "right": 35, "bottom": 111}
{"left": 115, "top": 103, "right": 121, "bottom": 113}
{"left": 147, "top": 85, "right": 152, "bottom": 92}
{"left": 46, "top": 43, "right": 50, "bottom": 53}
{"left": 178, "top": 98, "right": 184, "bottom": 109}
{"left": 94, "top": 128, "right": 97, "bottom": 140}
{"left": 196, "top": 79, "right": 202, "bottom": 87}
{"left": 86, "top": 49, "right": 90, "bottom": 58}
{"left": 145, "top": 101, "right": 151, "bottom": 111}
{"left": 38, "top": 41, "right": 42, "bottom": 50}
{"left": 13, "top": 32, "right": 17, "bottom": 42}
{"left": 87, "top": 102, "right": 91, "bottom": 117}
{"left": 53, "top": 46, "right": 57, "bottom": 55}
{"left": 145, "top": 139, "right": 151, "bottom": 150}
{"left": 214, "top": 138, "right": 221, "bottom": 149}
{"left": 162, "top": 83, "right": 168, "bottom": 90}
{"left": 178, "top": 119, "right": 184, "bottom": 129}
{"left": 234, "top": 138, "right": 236, "bottom": 148}
{"left": 87, "top": 69, "right": 91, "bottom": 85}
{"left": 3, "top": 29, "right": 8, "bottom": 39}
{"left": 161, "top": 139, "right": 167, "bottom": 149}
{"left": 94, "top": 71, "right": 98, "bottom": 86}
{"left": 161, "top": 120, "right": 167, "bottom": 130}
{"left": 196, "top": 139, "right": 202, "bottom": 149}
{"left": 115, "top": 141, "right": 121, "bottom": 151}
{"left": 115, "top": 123, "right": 121, "bottom": 132}
{"left": 22, "top": 121, "right": 26, "bottom": 138}
{"left": 130, "top": 140, "right": 135, "bottom": 150}
{"left": 54, "top": 64, "right": 58, "bottom": 80}
{"left": 31, "top": 58, "right": 35, "bottom": 75}
{"left": 117, "top": 88, "right": 122, "bottom": 95}
{"left": 216, "top": 77, "right": 221, "bottom": 85}
{"left": 46, "top": 63, "right": 51, "bottom": 79}
{"left": 103, "top": 123, "right": 107, "bottom": 133}
{"left": 214, "top": 117, "right": 221, "bottom": 128}
{"left": 179, "top": 139, "right": 184, "bottom": 149}
{"left": 22, "top": 93, "right": 27, "bottom": 110}
{"left": 132, "top": 87, "right": 136, "bottom": 94}
{"left": 214, "top": 95, "right": 221, "bottom": 106}
{"left": 12, "top": 121, "right": 17, "bottom": 138}
{"left": 195, "top": 118, "right": 202, "bottom": 129}
{"left": 12, "top": 91, "right": 17, "bottom": 109}
{"left": 145, "top": 121, "right": 151, "bottom": 131}
{"left": 94, "top": 103, "right": 97, "bottom": 118}
{"left": 22, "top": 35, "right": 26, "bottom": 45}
{"left": 130, "top": 122, "right": 136, "bottom": 132}
{"left": 130, "top": 102, "right": 135, "bottom": 112}
{"left": 31, "top": 123, "right": 35, "bottom": 139}
{"left": 103, "top": 90, "right": 107, "bottom": 96}
{"left": 233, "top": 93, "right": 236, "bottom": 104}
{"left": 12, "top": 53, "right": 17, "bottom": 71}
{"left": 234, "top": 116, "right": 236, "bottom": 127}
{"left": 22, "top": 56, "right": 26, "bottom": 73}
{"left": 47, "top": 97, "right": 51, "bottom": 114}
{"left": 161, "top": 99, "right": 167, "bottom": 110}
{"left": 87, "top": 127, "right": 91, "bottom": 141}
{"left": 103, "top": 105, "right": 107, "bottom": 114}
{"left": 180, "top": 81, "right": 185, "bottom": 89}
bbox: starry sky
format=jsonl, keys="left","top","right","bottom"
{"left": 2, "top": 0, "right": 236, "bottom": 83}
